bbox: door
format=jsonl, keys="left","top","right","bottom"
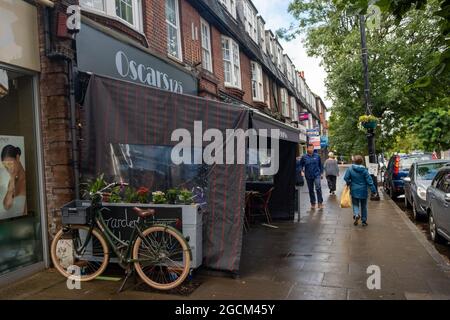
{"left": 436, "top": 172, "right": 450, "bottom": 235}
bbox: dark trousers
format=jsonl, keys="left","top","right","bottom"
{"left": 326, "top": 175, "right": 337, "bottom": 192}
{"left": 306, "top": 177, "right": 323, "bottom": 205}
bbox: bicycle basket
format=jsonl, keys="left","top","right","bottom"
{"left": 61, "top": 200, "right": 92, "bottom": 225}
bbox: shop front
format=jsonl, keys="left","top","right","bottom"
{"left": 0, "top": 0, "right": 47, "bottom": 286}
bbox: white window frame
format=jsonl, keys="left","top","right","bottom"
{"left": 222, "top": 36, "right": 241, "bottom": 89}
{"left": 251, "top": 61, "right": 264, "bottom": 102}
{"left": 290, "top": 96, "right": 298, "bottom": 122}
{"left": 258, "top": 18, "right": 266, "bottom": 53}
{"left": 243, "top": 0, "right": 258, "bottom": 43}
{"left": 264, "top": 75, "right": 271, "bottom": 108}
{"left": 281, "top": 88, "right": 289, "bottom": 117}
{"left": 276, "top": 45, "right": 283, "bottom": 70}
{"left": 166, "top": 0, "right": 183, "bottom": 61}
{"left": 200, "top": 18, "right": 213, "bottom": 72}
{"left": 219, "top": 0, "right": 237, "bottom": 19}
{"left": 80, "top": 0, "right": 143, "bottom": 31}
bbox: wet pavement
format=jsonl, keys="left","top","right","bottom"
{"left": 1, "top": 166, "right": 450, "bottom": 300}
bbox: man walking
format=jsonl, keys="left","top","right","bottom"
{"left": 299, "top": 144, "right": 324, "bottom": 210}
{"left": 324, "top": 152, "right": 339, "bottom": 195}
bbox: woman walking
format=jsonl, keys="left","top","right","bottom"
{"left": 324, "top": 152, "right": 339, "bottom": 195}
{"left": 343, "top": 155, "right": 376, "bottom": 226}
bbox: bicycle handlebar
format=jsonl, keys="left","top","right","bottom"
{"left": 90, "top": 181, "right": 129, "bottom": 197}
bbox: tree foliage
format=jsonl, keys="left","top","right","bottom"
{"left": 282, "top": 0, "right": 449, "bottom": 155}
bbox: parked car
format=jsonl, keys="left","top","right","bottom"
{"left": 384, "top": 153, "right": 432, "bottom": 199}
{"left": 426, "top": 164, "right": 450, "bottom": 244}
{"left": 404, "top": 160, "right": 450, "bottom": 220}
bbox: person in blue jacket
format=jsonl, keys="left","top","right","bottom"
{"left": 344, "top": 155, "right": 377, "bottom": 226}
{"left": 299, "top": 144, "right": 324, "bottom": 209}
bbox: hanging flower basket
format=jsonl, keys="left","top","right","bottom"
{"left": 359, "top": 115, "right": 378, "bottom": 129}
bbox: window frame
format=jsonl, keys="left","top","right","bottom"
{"left": 165, "top": 0, "right": 183, "bottom": 61}
{"left": 280, "top": 88, "right": 289, "bottom": 117}
{"left": 219, "top": 0, "right": 237, "bottom": 19}
{"left": 222, "top": 36, "right": 241, "bottom": 89}
{"left": 200, "top": 18, "right": 213, "bottom": 72}
{"left": 80, "top": 0, "right": 143, "bottom": 32}
{"left": 258, "top": 18, "right": 266, "bottom": 53}
{"left": 251, "top": 61, "right": 264, "bottom": 102}
{"left": 290, "top": 96, "right": 298, "bottom": 122}
{"left": 243, "top": 0, "right": 258, "bottom": 43}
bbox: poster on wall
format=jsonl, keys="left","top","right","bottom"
{"left": 0, "top": 135, "right": 27, "bottom": 220}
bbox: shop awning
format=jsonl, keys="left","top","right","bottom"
{"left": 250, "top": 110, "right": 303, "bottom": 144}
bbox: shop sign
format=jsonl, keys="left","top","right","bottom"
{"left": 299, "top": 112, "right": 309, "bottom": 121}
{"left": 320, "top": 136, "right": 329, "bottom": 148}
{"left": 77, "top": 23, "right": 198, "bottom": 95}
{"left": 306, "top": 128, "right": 320, "bottom": 137}
{"left": 309, "top": 136, "right": 321, "bottom": 150}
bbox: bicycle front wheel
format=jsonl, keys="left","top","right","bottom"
{"left": 51, "top": 225, "right": 109, "bottom": 281}
{"left": 133, "top": 225, "right": 191, "bottom": 290}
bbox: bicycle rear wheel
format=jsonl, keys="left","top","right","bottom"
{"left": 133, "top": 225, "right": 191, "bottom": 290}
{"left": 51, "top": 225, "right": 109, "bottom": 281}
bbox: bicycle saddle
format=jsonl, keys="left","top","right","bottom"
{"left": 133, "top": 207, "right": 156, "bottom": 218}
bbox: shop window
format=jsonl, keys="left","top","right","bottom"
{"left": 166, "top": 0, "right": 182, "bottom": 61}
{"left": 80, "top": 0, "right": 142, "bottom": 31}
{"left": 200, "top": 19, "right": 212, "bottom": 72}
{"left": 246, "top": 148, "right": 274, "bottom": 183}
{"left": 222, "top": 36, "right": 241, "bottom": 89}
{"left": 0, "top": 67, "right": 43, "bottom": 276}
{"left": 251, "top": 61, "right": 263, "bottom": 102}
{"left": 219, "top": 0, "right": 237, "bottom": 19}
{"left": 281, "top": 88, "right": 289, "bottom": 117}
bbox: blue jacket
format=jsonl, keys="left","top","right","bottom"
{"left": 299, "top": 153, "right": 323, "bottom": 180}
{"left": 344, "top": 165, "right": 377, "bottom": 199}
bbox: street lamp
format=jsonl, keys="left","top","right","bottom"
{"left": 359, "top": 13, "right": 380, "bottom": 201}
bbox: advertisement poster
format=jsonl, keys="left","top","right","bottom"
{"left": 0, "top": 135, "right": 27, "bottom": 220}
{"left": 309, "top": 136, "right": 321, "bottom": 150}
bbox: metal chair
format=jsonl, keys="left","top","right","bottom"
{"left": 247, "top": 187, "right": 274, "bottom": 224}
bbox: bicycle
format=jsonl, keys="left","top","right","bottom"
{"left": 50, "top": 182, "right": 192, "bottom": 291}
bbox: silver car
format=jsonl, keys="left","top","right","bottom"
{"left": 404, "top": 160, "right": 450, "bottom": 220}
{"left": 426, "top": 165, "right": 450, "bottom": 244}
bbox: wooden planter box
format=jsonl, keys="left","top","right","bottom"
{"left": 101, "top": 203, "right": 203, "bottom": 269}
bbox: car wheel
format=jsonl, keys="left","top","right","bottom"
{"left": 389, "top": 186, "right": 398, "bottom": 200}
{"left": 429, "top": 211, "right": 444, "bottom": 244}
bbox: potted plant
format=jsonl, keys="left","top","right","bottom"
{"left": 359, "top": 114, "right": 378, "bottom": 129}
{"left": 152, "top": 191, "right": 167, "bottom": 204}
{"left": 178, "top": 189, "right": 194, "bottom": 205}
{"left": 136, "top": 187, "right": 150, "bottom": 204}
{"left": 166, "top": 188, "right": 180, "bottom": 204}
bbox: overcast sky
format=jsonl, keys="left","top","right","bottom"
{"left": 252, "top": 0, "right": 331, "bottom": 109}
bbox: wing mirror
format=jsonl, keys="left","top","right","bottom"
{"left": 445, "top": 194, "right": 450, "bottom": 202}
{"left": 403, "top": 177, "right": 411, "bottom": 183}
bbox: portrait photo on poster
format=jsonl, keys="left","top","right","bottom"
{"left": 0, "top": 135, "right": 27, "bottom": 220}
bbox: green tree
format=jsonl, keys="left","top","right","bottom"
{"left": 282, "top": 0, "right": 448, "bottom": 156}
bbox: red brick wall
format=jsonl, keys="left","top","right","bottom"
{"left": 143, "top": 0, "right": 167, "bottom": 57}
{"left": 180, "top": 0, "right": 201, "bottom": 67}
{"left": 37, "top": 2, "right": 77, "bottom": 238}
{"left": 211, "top": 26, "right": 224, "bottom": 92}
{"left": 240, "top": 52, "right": 252, "bottom": 105}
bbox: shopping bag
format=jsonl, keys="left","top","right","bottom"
{"left": 340, "top": 185, "right": 351, "bottom": 208}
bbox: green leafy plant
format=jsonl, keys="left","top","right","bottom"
{"left": 81, "top": 174, "right": 107, "bottom": 200}
{"left": 166, "top": 188, "right": 180, "bottom": 204}
{"left": 124, "top": 186, "right": 139, "bottom": 203}
{"left": 178, "top": 189, "right": 194, "bottom": 204}
{"left": 358, "top": 115, "right": 378, "bottom": 124}
{"left": 108, "top": 186, "right": 123, "bottom": 203}
{"left": 152, "top": 191, "right": 167, "bottom": 204}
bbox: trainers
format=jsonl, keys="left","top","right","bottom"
{"left": 311, "top": 204, "right": 316, "bottom": 210}
{"left": 362, "top": 221, "right": 368, "bottom": 227}
{"left": 318, "top": 203, "right": 324, "bottom": 209}
{"left": 353, "top": 215, "right": 360, "bottom": 226}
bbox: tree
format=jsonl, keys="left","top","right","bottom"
{"left": 281, "top": 0, "right": 448, "bottom": 156}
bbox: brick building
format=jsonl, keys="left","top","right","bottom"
{"left": 0, "top": 0, "right": 325, "bottom": 284}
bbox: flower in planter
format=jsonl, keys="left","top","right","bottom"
{"left": 124, "top": 186, "right": 139, "bottom": 203}
{"left": 178, "top": 189, "right": 194, "bottom": 205}
{"left": 358, "top": 115, "right": 378, "bottom": 130}
{"left": 108, "top": 186, "right": 122, "bottom": 203}
{"left": 166, "top": 188, "right": 180, "bottom": 204}
{"left": 137, "top": 187, "right": 150, "bottom": 203}
{"left": 152, "top": 191, "right": 167, "bottom": 204}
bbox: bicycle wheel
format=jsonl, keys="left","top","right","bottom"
{"left": 51, "top": 225, "right": 109, "bottom": 282}
{"left": 133, "top": 225, "right": 191, "bottom": 290}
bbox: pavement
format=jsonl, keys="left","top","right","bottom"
{"left": 1, "top": 166, "right": 450, "bottom": 300}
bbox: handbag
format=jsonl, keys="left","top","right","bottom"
{"left": 340, "top": 185, "right": 351, "bottom": 208}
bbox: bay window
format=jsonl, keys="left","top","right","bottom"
{"left": 222, "top": 37, "right": 241, "bottom": 88}
{"left": 200, "top": 19, "right": 213, "bottom": 72}
{"left": 219, "top": 0, "right": 237, "bottom": 19}
{"left": 166, "top": 0, "right": 182, "bottom": 60}
{"left": 80, "top": 0, "right": 142, "bottom": 31}
{"left": 281, "top": 88, "right": 289, "bottom": 117}
{"left": 251, "top": 61, "right": 264, "bottom": 102}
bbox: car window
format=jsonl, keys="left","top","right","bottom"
{"left": 417, "top": 163, "right": 447, "bottom": 181}
{"left": 400, "top": 155, "right": 432, "bottom": 170}
{"left": 438, "top": 173, "right": 450, "bottom": 193}
{"left": 432, "top": 172, "right": 443, "bottom": 188}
